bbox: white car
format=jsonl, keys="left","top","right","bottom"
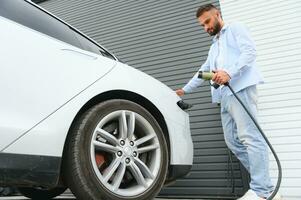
{"left": 0, "top": 0, "right": 193, "bottom": 200}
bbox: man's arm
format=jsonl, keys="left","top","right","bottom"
{"left": 176, "top": 56, "right": 210, "bottom": 96}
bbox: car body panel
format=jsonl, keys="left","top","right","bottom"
{"left": 0, "top": 16, "right": 117, "bottom": 150}
{"left": 3, "top": 62, "right": 193, "bottom": 165}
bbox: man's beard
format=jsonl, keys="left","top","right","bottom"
{"left": 208, "top": 19, "right": 222, "bottom": 36}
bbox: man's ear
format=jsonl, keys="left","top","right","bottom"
{"left": 216, "top": 11, "right": 223, "bottom": 20}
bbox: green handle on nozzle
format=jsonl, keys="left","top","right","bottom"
{"left": 198, "top": 71, "right": 214, "bottom": 80}
{"left": 198, "top": 71, "right": 228, "bottom": 88}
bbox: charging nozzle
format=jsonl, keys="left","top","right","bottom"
{"left": 198, "top": 71, "right": 214, "bottom": 80}
{"left": 198, "top": 71, "right": 221, "bottom": 89}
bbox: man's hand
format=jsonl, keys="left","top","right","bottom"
{"left": 212, "top": 70, "right": 231, "bottom": 85}
{"left": 176, "top": 89, "right": 185, "bottom": 96}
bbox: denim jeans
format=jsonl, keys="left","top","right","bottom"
{"left": 220, "top": 85, "right": 274, "bottom": 198}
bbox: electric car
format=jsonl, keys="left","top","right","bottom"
{"left": 0, "top": 0, "right": 193, "bottom": 199}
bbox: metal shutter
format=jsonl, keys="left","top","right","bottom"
{"left": 220, "top": 1, "right": 301, "bottom": 200}
{"left": 39, "top": 0, "right": 249, "bottom": 198}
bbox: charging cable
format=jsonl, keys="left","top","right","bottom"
{"left": 199, "top": 71, "right": 282, "bottom": 200}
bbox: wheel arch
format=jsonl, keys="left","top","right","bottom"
{"left": 63, "top": 89, "right": 171, "bottom": 163}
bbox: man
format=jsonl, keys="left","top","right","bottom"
{"left": 176, "top": 4, "right": 282, "bottom": 200}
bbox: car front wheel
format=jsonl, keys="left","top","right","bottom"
{"left": 63, "top": 99, "right": 168, "bottom": 200}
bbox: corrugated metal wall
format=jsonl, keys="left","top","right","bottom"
{"left": 39, "top": 0, "right": 249, "bottom": 198}
{"left": 220, "top": 0, "right": 301, "bottom": 199}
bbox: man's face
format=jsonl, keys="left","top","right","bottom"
{"left": 198, "top": 10, "right": 222, "bottom": 36}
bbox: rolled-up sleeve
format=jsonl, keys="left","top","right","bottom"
{"left": 183, "top": 56, "right": 210, "bottom": 93}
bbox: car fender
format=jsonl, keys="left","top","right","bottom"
{"left": 4, "top": 62, "right": 193, "bottom": 165}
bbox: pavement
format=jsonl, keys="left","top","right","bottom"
{"left": 0, "top": 195, "right": 205, "bottom": 200}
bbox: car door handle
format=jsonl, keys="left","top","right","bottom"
{"left": 61, "top": 49, "right": 98, "bottom": 60}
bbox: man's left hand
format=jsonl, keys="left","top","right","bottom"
{"left": 212, "top": 70, "right": 231, "bottom": 85}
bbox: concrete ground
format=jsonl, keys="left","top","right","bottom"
{"left": 0, "top": 195, "right": 206, "bottom": 200}
{"left": 0, "top": 196, "right": 201, "bottom": 200}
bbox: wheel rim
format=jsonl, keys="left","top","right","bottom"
{"left": 90, "top": 110, "right": 161, "bottom": 196}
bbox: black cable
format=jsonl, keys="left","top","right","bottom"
{"left": 228, "top": 150, "right": 235, "bottom": 194}
{"left": 224, "top": 82, "right": 282, "bottom": 200}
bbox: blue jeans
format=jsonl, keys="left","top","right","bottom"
{"left": 220, "top": 85, "right": 274, "bottom": 198}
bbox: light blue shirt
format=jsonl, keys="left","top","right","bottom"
{"left": 183, "top": 22, "right": 264, "bottom": 103}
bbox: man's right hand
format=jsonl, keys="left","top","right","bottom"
{"left": 175, "top": 89, "right": 185, "bottom": 96}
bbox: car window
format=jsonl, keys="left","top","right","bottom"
{"left": 0, "top": 0, "right": 116, "bottom": 60}
{"left": 0, "top": 0, "right": 83, "bottom": 50}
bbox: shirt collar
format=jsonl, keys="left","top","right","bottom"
{"left": 213, "top": 23, "right": 229, "bottom": 42}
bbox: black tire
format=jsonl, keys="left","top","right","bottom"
{"left": 18, "top": 187, "right": 67, "bottom": 199}
{"left": 63, "top": 99, "right": 168, "bottom": 200}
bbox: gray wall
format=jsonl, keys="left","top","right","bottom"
{"left": 39, "top": 0, "right": 249, "bottom": 198}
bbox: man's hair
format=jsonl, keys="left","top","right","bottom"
{"left": 196, "top": 4, "right": 219, "bottom": 18}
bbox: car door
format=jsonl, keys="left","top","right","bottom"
{"left": 0, "top": 0, "right": 117, "bottom": 150}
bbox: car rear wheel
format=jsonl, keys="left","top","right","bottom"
{"left": 63, "top": 99, "right": 168, "bottom": 200}
{"left": 18, "top": 187, "right": 66, "bottom": 199}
